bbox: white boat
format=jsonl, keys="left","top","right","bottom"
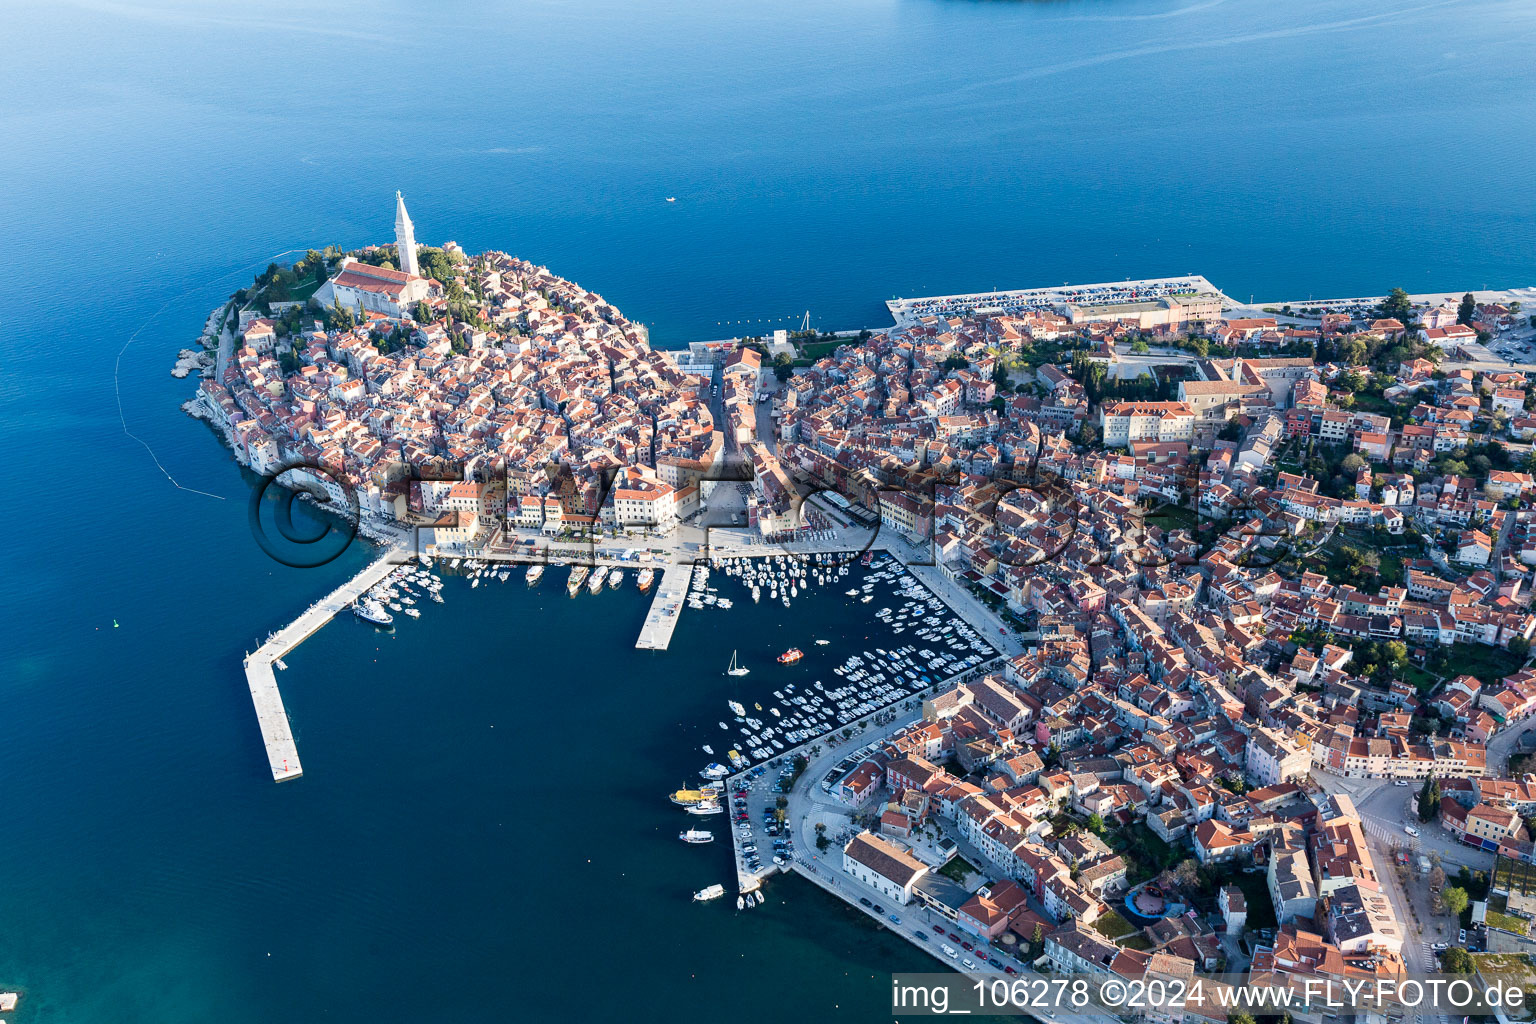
{"left": 727, "top": 651, "right": 750, "bottom": 677}
{"left": 402, "top": 607, "right": 421, "bottom": 618}
{"left": 702, "top": 762, "right": 730, "bottom": 778}
{"left": 687, "top": 802, "right": 723, "bottom": 816}
{"left": 352, "top": 598, "right": 393, "bottom": 625}
{"left": 702, "top": 744, "right": 714, "bottom": 754}
{"left": 588, "top": 566, "right": 608, "bottom": 594}
{"left": 737, "top": 895, "right": 745, "bottom": 909}
{"left": 754, "top": 891, "right": 764, "bottom": 906}
{"left": 526, "top": 565, "right": 544, "bottom": 585}
{"left": 814, "top": 639, "right": 830, "bottom": 645}
{"left": 693, "top": 884, "right": 726, "bottom": 902}
{"left": 727, "top": 700, "right": 746, "bottom": 716}
{"left": 680, "top": 830, "right": 714, "bottom": 844}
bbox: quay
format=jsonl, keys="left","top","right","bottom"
{"left": 242, "top": 552, "right": 400, "bottom": 782}
{"left": 635, "top": 564, "right": 692, "bottom": 651}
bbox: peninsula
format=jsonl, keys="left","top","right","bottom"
{"left": 186, "top": 198, "right": 1536, "bottom": 1009}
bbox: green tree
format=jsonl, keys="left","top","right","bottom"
{"left": 1418, "top": 774, "right": 1441, "bottom": 822}
{"left": 326, "top": 299, "right": 355, "bottom": 332}
{"left": 1511, "top": 636, "right": 1531, "bottom": 660}
{"left": 1131, "top": 339, "right": 1150, "bottom": 354}
{"left": 1087, "top": 813, "right": 1106, "bottom": 835}
{"left": 1458, "top": 293, "right": 1477, "bottom": 327}
{"left": 773, "top": 352, "right": 793, "bottom": 382}
{"left": 1229, "top": 1011, "right": 1258, "bottom": 1024}
{"left": 1380, "top": 288, "right": 1413, "bottom": 323}
{"left": 1440, "top": 946, "right": 1474, "bottom": 973}
{"left": 1442, "top": 886, "right": 1469, "bottom": 917}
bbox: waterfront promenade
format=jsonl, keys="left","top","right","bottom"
{"left": 242, "top": 552, "right": 399, "bottom": 781}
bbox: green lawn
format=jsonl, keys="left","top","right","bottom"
{"left": 1487, "top": 909, "right": 1530, "bottom": 935}
{"left": 1110, "top": 823, "right": 1183, "bottom": 882}
{"left": 1205, "top": 867, "right": 1277, "bottom": 931}
{"left": 938, "top": 856, "right": 980, "bottom": 884}
{"left": 1093, "top": 910, "right": 1138, "bottom": 941}
{"left": 798, "top": 340, "right": 842, "bottom": 361}
{"left": 1448, "top": 643, "right": 1526, "bottom": 686}
{"left": 1403, "top": 664, "right": 1441, "bottom": 695}
{"left": 288, "top": 276, "right": 324, "bottom": 304}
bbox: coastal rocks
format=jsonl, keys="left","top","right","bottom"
{"left": 171, "top": 348, "right": 213, "bottom": 378}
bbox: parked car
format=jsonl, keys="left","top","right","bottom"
{"left": 1404, "top": 825, "right": 1420, "bottom": 837}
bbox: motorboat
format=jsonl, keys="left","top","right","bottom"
{"left": 680, "top": 830, "right": 714, "bottom": 844}
{"left": 352, "top": 599, "right": 393, "bottom": 626}
{"left": 693, "top": 884, "right": 726, "bottom": 902}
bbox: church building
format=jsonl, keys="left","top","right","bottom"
{"left": 314, "top": 192, "right": 440, "bottom": 318}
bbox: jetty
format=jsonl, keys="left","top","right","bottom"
{"left": 635, "top": 564, "right": 691, "bottom": 650}
{"left": 242, "top": 553, "right": 400, "bottom": 782}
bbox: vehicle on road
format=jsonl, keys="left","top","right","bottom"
{"left": 933, "top": 925, "right": 945, "bottom": 934}
{"left": 1460, "top": 929, "right": 1468, "bottom": 943}
{"left": 942, "top": 944, "right": 957, "bottom": 959}
{"left": 962, "top": 958, "right": 977, "bottom": 970}
{"left": 858, "top": 897, "right": 871, "bottom": 908}
{"left": 890, "top": 915, "right": 901, "bottom": 924}
{"left": 1395, "top": 780, "right": 1409, "bottom": 787}
{"left": 1405, "top": 825, "right": 1420, "bottom": 837}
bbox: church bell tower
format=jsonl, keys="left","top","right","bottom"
{"left": 394, "top": 191, "right": 420, "bottom": 277}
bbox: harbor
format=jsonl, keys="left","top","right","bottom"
{"left": 654, "top": 550, "right": 1012, "bottom": 902}
{"left": 241, "top": 553, "right": 400, "bottom": 781}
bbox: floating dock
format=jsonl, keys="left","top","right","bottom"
{"left": 635, "top": 564, "right": 691, "bottom": 651}
{"left": 242, "top": 553, "right": 400, "bottom": 782}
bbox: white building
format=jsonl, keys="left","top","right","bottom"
{"left": 1098, "top": 401, "right": 1195, "bottom": 447}
{"left": 1246, "top": 726, "right": 1311, "bottom": 787}
{"left": 842, "top": 832, "right": 929, "bottom": 906}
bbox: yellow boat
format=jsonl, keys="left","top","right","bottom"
{"left": 669, "top": 788, "right": 707, "bottom": 806}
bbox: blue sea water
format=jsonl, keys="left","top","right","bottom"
{"left": 2, "top": 0, "right": 1534, "bottom": 1019}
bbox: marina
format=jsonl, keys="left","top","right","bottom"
{"left": 655, "top": 550, "right": 1009, "bottom": 900}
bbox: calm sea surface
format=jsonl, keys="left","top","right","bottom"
{"left": 3, "top": 0, "right": 1534, "bottom": 1019}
